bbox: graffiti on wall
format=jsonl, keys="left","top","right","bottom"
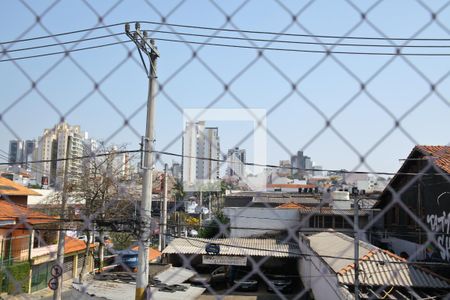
{"left": 426, "top": 192, "right": 450, "bottom": 261}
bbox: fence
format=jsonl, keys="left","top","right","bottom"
{"left": 1, "top": 1, "right": 450, "bottom": 299}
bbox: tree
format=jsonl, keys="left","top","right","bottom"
{"left": 198, "top": 211, "right": 229, "bottom": 238}
{"left": 68, "top": 144, "right": 138, "bottom": 281}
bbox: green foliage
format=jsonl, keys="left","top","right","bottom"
{"left": 28, "top": 184, "right": 42, "bottom": 189}
{"left": 109, "top": 232, "right": 135, "bottom": 250}
{"left": 0, "top": 261, "right": 31, "bottom": 294}
{"left": 198, "top": 211, "right": 229, "bottom": 238}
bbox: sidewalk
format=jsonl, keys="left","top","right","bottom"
{"left": 0, "top": 280, "right": 103, "bottom": 300}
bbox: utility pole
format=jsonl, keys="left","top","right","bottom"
{"left": 162, "top": 164, "right": 168, "bottom": 249}
{"left": 199, "top": 188, "right": 203, "bottom": 225}
{"left": 125, "top": 22, "right": 160, "bottom": 300}
{"left": 352, "top": 187, "right": 360, "bottom": 300}
{"left": 53, "top": 136, "right": 72, "bottom": 300}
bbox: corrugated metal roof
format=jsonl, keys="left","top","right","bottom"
{"left": 338, "top": 250, "right": 450, "bottom": 288}
{"left": 298, "top": 207, "right": 370, "bottom": 216}
{"left": 162, "top": 238, "right": 301, "bottom": 258}
{"left": 307, "top": 232, "right": 450, "bottom": 289}
{"left": 253, "top": 196, "right": 320, "bottom": 204}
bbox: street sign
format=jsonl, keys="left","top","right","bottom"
{"left": 205, "top": 243, "right": 220, "bottom": 255}
{"left": 203, "top": 255, "right": 247, "bottom": 266}
{"left": 51, "top": 264, "right": 63, "bottom": 278}
{"left": 48, "top": 277, "right": 58, "bottom": 291}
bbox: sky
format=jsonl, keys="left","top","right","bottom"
{"left": 0, "top": 0, "right": 449, "bottom": 175}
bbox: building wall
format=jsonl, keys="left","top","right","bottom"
{"left": 34, "top": 123, "right": 86, "bottom": 187}
{"left": 223, "top": 207, "right": 300, "bottom": 237}
{"left": 380, "top": 161, "right": 450, "bottom": 261}
{"left": 298, "top": 235, "right": 343, "bottom": 300}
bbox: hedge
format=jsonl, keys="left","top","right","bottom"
{"left": 0, "top": 261, "right": 31, "bottom": 294}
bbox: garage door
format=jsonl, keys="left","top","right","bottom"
{"left": 77, "top": 253, "right": 86, "bottom": 276}
{"left": 63, "top": 255, "right": 74, "bottom": 280}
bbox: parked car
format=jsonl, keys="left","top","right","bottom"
{"left": 233, "top": 273, "right": 259, "bottom": 292}
{"left": 188, "top": 273, "right": 212, "bottom": 287}
{"left": 188, "top": 266, "right": 228, "bottom": 288}
{"left": 266, "top": 274, "right": 293, "bottom": 293}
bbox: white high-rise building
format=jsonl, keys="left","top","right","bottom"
{"left": 182, "top": 121, "right": 220, "bottom": 190}
{"left": 34, "top": 122, "right": 87, "bottom": 187}
{"left": 226, "top": 147, "right": 246, "bottom": 177}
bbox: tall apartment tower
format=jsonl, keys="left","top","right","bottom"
{"left": 34, "top": 122, "right": 86, "bottom": 187}
{"left": 182, "top": 121, "right": 220, "bottom": 190}
{"left": 9, "top": 139, "right": 36, "bottom": 169}
{"left": 226, "top": 147, "right": 246, "bottom": 177}
{"left": 8, "top": 140, "right": 24, "bottom": 165}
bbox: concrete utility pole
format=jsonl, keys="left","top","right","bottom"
{"left": 353, "top": 188, "right": 360, "bottom": 300}
{"left": 125, "top": 22, "right": 160, "bottom": 300}
{"left": 162, "top": 164, "right": 168, "bottom": 249}
{"left": 53, "top": 136, "right": 72, "bottom": 300}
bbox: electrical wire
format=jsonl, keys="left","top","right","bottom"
{"left": 139, "top": 20, "right": 450, "bottom": 42}
{"left": 3, "top": 29, "right": 450, "bottom": 58}
{"left": 3, "top": 20, "right": 450, "bottom": 46}
{"left": 0, "top": 40, "right": 131, "bottom": 62}
{"left": 2, "top": 36, "right": 450, "bottom": 63}
{"left": 1, "top": 148, "right": 448, "bottom": 177}
{"left": 0, "top": 22, "right": 128, "bottom": 45}
{"left": 4, "top": 33, "right": 125, "bottom": 54}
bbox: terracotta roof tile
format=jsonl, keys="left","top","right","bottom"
{"left": 276, "top": 202, "right": 308, "bottom": 209}
{"left": 64, "top": 236, "right": 95, "bottom": 254}
{"left": 0, "top": 177, "right": 41, "bottom": 196}
{"left": 416, "top": 145, "right": 450, "bottom": 173}
{"left": 0, "top": 200, "right": 57, "bottom": 224}
{"left": 131, "top": 245, "right": 161, "bottom": 261}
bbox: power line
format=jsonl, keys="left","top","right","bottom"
{"left": 3, "top": 29, "right": 450, "bottom": 58}
{"left": 0, "top": 40, "right": 131, "bottom": 62}
{"left": 3, "top": 20, "right": 450, "bottom": 48}
{"left": 3, "top": 36, "right": 450, "bottom": 63}
{"left": 4, "top": 33, "right": 125, "bottom": 54}
{"left": 139, "top": 20, "right": 450, "bottom": 42}
{"left": 153, "top": 150, "right": 449, "bottom": 177}
{"left": 1, "top": 148, "right": 448, "bottom": 177}
{"left": 0, "top": 22, "right": 127, "bottom": 45}
{"left": 152, "top": 37, "right": 450, "bottom": 56}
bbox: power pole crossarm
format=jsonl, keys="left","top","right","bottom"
{"left": 125, "top": 22, "right": 159, "bottom": 300}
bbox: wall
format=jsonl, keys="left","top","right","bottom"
{"left": 223, "top": 207, "right": 299, "bottom": 237}
{"left": 387, "top": 237, "right": 425, "bottom": 260}
{"left": 298, "top": 235, "right": 343, "bottom": 300}
{"left": 12, "top": 230, "right": 31, "bottom": 261}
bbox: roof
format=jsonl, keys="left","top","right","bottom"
{"left": 253, "top": 196, "right": 320, "bottom": 205}
{"left": 267, "top": 184, "right": 316, "bottom": 189}
{"left": 0, "top": 177, "right": 41, "bottom": 196}
{"left": 276, "top": 202, "right": 308, "bottom": 209}
{"left": 416, "top": 145, "right": 450, "bottom": 173}
{"left": 65, "top": 236, "right": 95, "bottom": 254}
{"left": 376, "top": 145, "right": 450, "bottom": 207}
{"left": 131, "top": 245, "right": 161, "bottom": 261}
{"left": 0, "top": 200, "right": 57, "bottom": 225}
{"left": 297, "top": 207, "right": 371, "bottom": 216}
{"left": 306, "top": 231, "right": 450, "bottom": 289}
{"left": 163, "top": 238, "right": 301, "bottom": 258}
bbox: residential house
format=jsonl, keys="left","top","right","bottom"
{"left": 299, "top": 231, "right": 450, "bottom": 299}
{"left": 0, "top": 177, "right": 94, "bottom": 294}
{"left": 374, "top": 146, "right": 450, "bottom": 266}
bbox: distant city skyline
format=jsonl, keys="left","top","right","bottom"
{"left": 1, "top": 1, "right": 449, "bottom": 177}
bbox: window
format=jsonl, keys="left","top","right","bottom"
{"left": 391, "top": 206, "right": 399, "bottom": 225}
